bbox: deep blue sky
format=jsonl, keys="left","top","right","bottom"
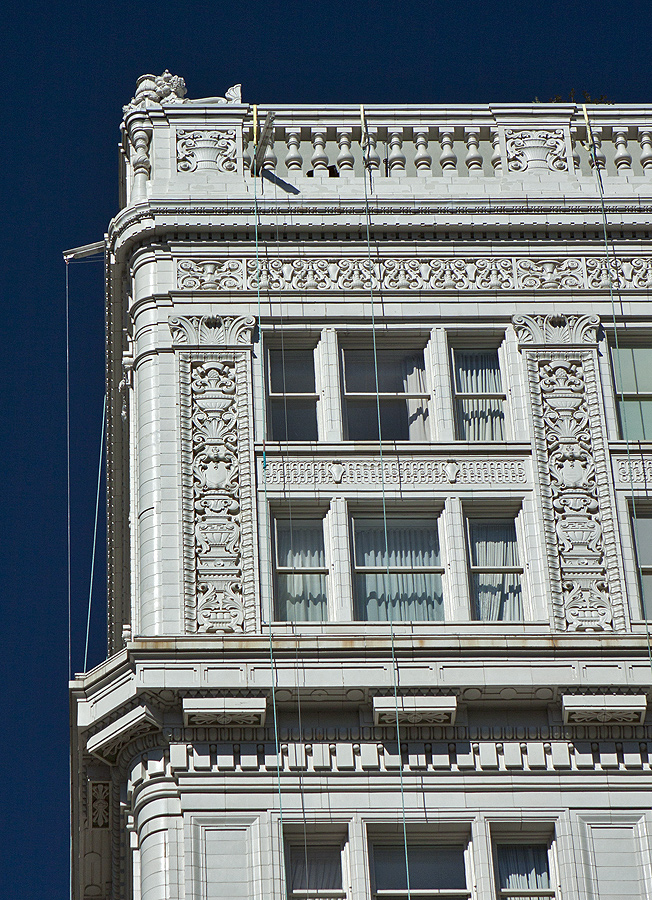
{"left": 1, "top": 0, "right": 650, "bottom": 896}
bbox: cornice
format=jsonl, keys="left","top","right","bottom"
{"left": 107, "top": 198, "right": 652, "bottom": 261}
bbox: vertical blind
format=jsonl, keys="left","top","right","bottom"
{"left": 469, "top": 521, "right": 522, "bottom": 620}
{"left": 454, "top": 350, "right": 505, "bottom": 441}
{"left": 276, "top": 520, "right": 327, "bottom": 621}
{"left": 354, "top": 520, "right": 444, "bottom": 621}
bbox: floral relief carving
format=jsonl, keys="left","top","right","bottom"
{"left": 178, "top": 256, "right": 652, "bottom": 293}
{"left": 616, "top": 457, "right": 652, "bottom": 484}
{"left": 515, "top": 313, "right": 624, "bottom": 632}
{"left": 169, "top": 315, "right": 255, "bottom": 345}
{"left": 517, "top": 258, "right": 583, "bottom": 290}
{"left": 176, "top": 129, "right": 237, "bottom": 173}
{"left": 178, "top": 343, "right": 255, "bottom": 634}
{"left": 506, "top": 129, "right": 568, "bottom": 172}
{"left": 177, "top": 260, "right": 244, "bottom": 290}
{"left": 89, "top": 782, "right": 111, "bottom": 828}
{"left": 262, "top": 457, "right": 528, "bottom": 487}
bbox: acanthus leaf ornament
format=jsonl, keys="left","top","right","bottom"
{"left": 169, "top": 315, "right": 255, "bottom": 345}
{"left": 512, "top": 313, "right": 600, "bottom": 346}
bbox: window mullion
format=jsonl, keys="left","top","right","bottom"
{"left": 326, "top": 497, "right": 354, "bottom": 621}
{"left": 442, "top": 497, "right": 471, "bottom": 621}
{"left": 427, "top": 328, "right": 455, "bottom": 441}
{"left": 316, "top": 327, "right": 343, "bottom": 441}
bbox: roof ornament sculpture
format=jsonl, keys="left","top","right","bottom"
{"left": 123, "top": 71, "right": 242, "bottom": 116}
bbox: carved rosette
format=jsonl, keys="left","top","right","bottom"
{"left": 514, "top": 314, "right": 625, "bottom": 632}
{"left": 174, "top": 315, "right": 257, "bottom": 634}
{"left": 177, "top": 129, "right": 237, "bottom": 173}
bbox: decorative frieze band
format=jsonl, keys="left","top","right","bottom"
{"left": 262, "top": 456, "right": 528, "bottom": 488}
{"left": 515, "top": 313, "right": 626, "bottom": 633}
{"left": 615, "top": 456, "right": 652, "bottom": 485}
{"left": 175, "top": 255, "right": 652, "bottom": 292}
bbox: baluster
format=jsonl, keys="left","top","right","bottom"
{"left": 362, "top": 127, "right": 381, "bottom": 173}
{"left": 336, "top": 128, "right": 354, "bottom": 173}
{"left": 311, "top": 129, "right": 328, "bottom": 173}
{"left": 639, "top": 129, "right": 652, "bottom": 174}
{"left": 613, "top": 128, "right": 632, "bottom": 174}
{"left": 128, "top": 112, "right": 152, "bottom": 203}
{"left": 571, "top": 131, "right": 581, "bottom": 171}
{"left": 242, "top": 131, "right": 251, "bottom": 173}
{"left": 490, "top": 129, "right": 502, "bottom": 173}
{"left": 439, "top": 130, "right": 457, "bottom": 172}
{"left": 388, "top": 130, "right": 406, "bottom": 174}
{"left": 464, "top": 128, "right": 482, "bottom": 172}
{"left": 413, "top": 128, "right": 432, "bottom": 175}
{"left": 589, "top": 130, "right": 606, "bottom": 170}
{"left": 262, "top": 136, "right": 277, "bottom": 172}
{"left": 285, "top": 128, "right": 303, "bottom": 171}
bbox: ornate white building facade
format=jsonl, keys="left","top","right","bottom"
{"left": 71, "top": 72, "right": 652, "bottom": 900}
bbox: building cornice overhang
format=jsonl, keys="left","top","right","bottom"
{"left": 107, "top": 197, "right": 652, "bottom": 263}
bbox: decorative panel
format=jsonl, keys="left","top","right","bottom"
{"left": 174, "top": 315, "right": 257, "bottom": 634}
{"left": 514, "top": 313, "right": 626, "bottom": 632}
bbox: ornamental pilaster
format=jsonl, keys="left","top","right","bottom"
{"left": 170, "top": 315, "right": 258, "bottom": 634}
{"left": 513, "top": 313, "right": 627, "bottom": 632}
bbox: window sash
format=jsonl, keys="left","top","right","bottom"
{"left": 494, "top": 844, "right": 553, "bottom": 899}
{"left": 467, "top": 519, "right": 523, "bottom": 621}
{"left": 452, "top": 348, "right": 506, "bottom": 441}
{"left": 286, "top": 844, "right": 344, "bottom": 898}
{"left": 370, "top": 844, "right": 468, "bottom": 896}
{"left": 342, "top": 349, "right": 429, "bottom": 441}
{"left": 274, "top": 518, "right": 328, "bottom": 622}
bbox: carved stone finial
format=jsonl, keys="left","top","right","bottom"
{"left": 123, "top": 70, "right": 187, "bottom": 116}
{"left": 512, "top": 313, "right": 600, "bottom": 346}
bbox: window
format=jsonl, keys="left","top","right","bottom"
{"left": 370, "top": 843, "right": 469, "bottom": 899}
{"left": 631, "top": 512, "right": 652, "bottom": 618}
{"left": 352, "top": 517, "right": 444, "bottom": 621}
{"left": 285, "top": 843, "right": 345, "bottom": 899}
{"left": 268, "top": 348, "right": 318, "bottom": 441}
{"left": 342, "top": 349, "right": 429, "bottom": 441}
{"left": 611, "top": 346, "right": 652, "bottom": 440}
{"left": 274, "top": 517, "right": 328, "bottom": 621}
{"left": 453, "top": 349, "right": 505, "bottom": 441}
{"left": 467, "top": 519, "right": 523, "bottom": 620}
{"left": 494, "top": 844, "right": 554, "bottom": 899}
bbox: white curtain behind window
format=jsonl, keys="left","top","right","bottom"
{"left": 469, "top": 522, "right": 522, "bottom": 620}
{"left": 354, "top": 522, "right": 443, "bottom": 621}
{"left": 496, "top": 845, "right": 551, "bottom": 897}
{"left": 401, "top": 353, "right": 429, "bottom": 440}
{"left": 276, "top": 522, "right": 327, "bottom": 622}
{"left": 455, "top": 350, "right": 505, "bottom": 441}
